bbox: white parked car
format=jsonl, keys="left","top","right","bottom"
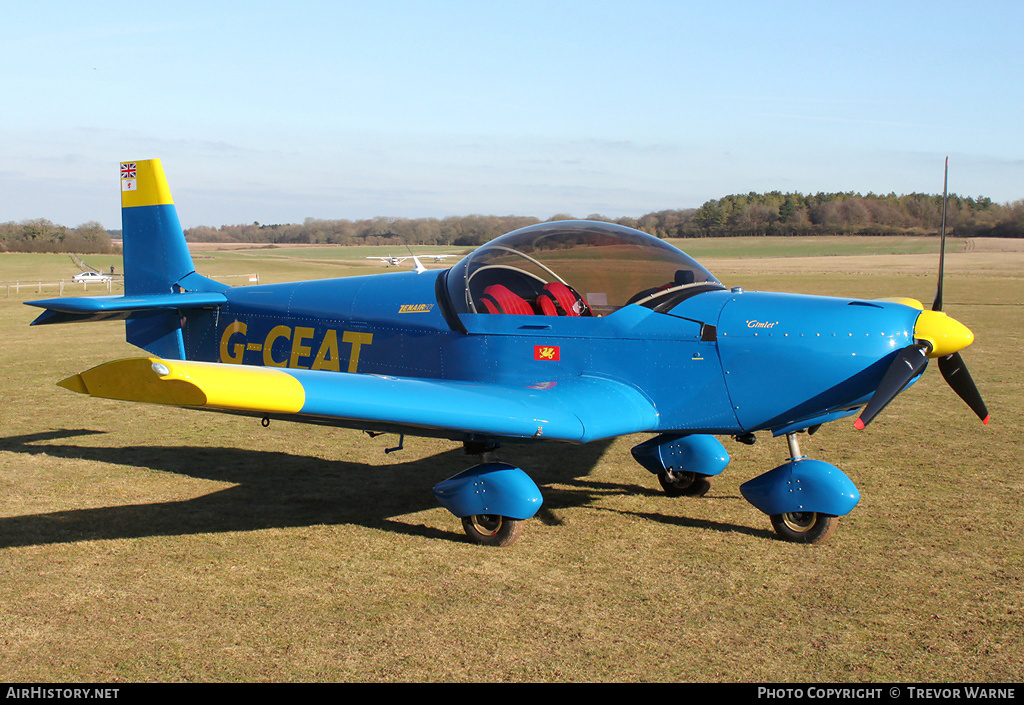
{"left": 72, "top": 271, "right": 113, "bottom": 283}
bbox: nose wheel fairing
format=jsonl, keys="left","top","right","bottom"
{"left": 739, "top": 458, "right": 860, "bottom": 518}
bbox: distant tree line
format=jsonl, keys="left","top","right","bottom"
{"left": 185, "top": 215, "right": 545, "bottom": 248}
{"left": 2, "top": 192, "right": 1022, "bottom": 253}
{"left": 685, "top": 192, "right": 1023, "bottom": 239}
{"left": 182, "top": 193, "right": 1024, "bottom": 246}
{"left": 0, "top": 220, "right": 116, "bottom": 254}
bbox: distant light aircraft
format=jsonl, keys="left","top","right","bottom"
{"left": 27, "top": 159, "right": 988, "bottom": 546}
{"left": 367, "top": 253, "right": 455, "bottom": 267}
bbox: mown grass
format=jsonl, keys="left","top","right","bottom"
{"left": 0, "top": 236, "right": 946, "bottom": 289}
{"left": 0, "top": 239, "right": 1021, "bottom": 682}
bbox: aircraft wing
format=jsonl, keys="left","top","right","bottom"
{"left": 58, "top": 358, "right": 660, "bottom": 443}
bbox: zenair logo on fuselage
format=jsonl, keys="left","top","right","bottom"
{"left": 219, "top": 321, "right": 373, "bottom": 373}
{"left": 398, "top": 304, "right": 434, "bottom": 314}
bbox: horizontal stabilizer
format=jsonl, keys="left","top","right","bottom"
{"left": 27, "top": 292, "right": 227, "bottom": 325}
{"left": 59, "top": 358, "right": 660, "bottom": 443}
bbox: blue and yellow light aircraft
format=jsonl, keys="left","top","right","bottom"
{"left": 26, "top": 159, "right": 989, "bottom": 546}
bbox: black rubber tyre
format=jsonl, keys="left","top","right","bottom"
{"left": 658, "top": 471, "right": 711, "bottom": 497}
{"left": 769, "top": 512, "right": 838, "bottom": 544}
{"left": 461, "top": 514, "right": 524, "bottom": 546}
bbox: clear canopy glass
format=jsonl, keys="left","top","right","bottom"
{"left": 446, "top": 220, "right": 721, "bottom": 316}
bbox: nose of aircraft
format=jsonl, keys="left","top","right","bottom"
{"left": 855, "top": 304, "right": 987, "bottom": 430}
{"left": 913, "top": 309, "right": 974, "bottom": 357}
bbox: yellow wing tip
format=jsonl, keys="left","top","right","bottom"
{"left": 58, "top": 357, "right": 305, "bottom": 414}
{"left": 57, "top": 373, "right": 89, "bottom": 394}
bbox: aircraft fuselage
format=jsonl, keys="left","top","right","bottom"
{"left": 186, "top": 269, "right": 922, "bottom": 439}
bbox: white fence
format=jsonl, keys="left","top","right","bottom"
{"left": 2, "top": 273, "right": 258, "bottom": 297}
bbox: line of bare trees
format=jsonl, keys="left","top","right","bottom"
{"left": 3, "top": 191, "right": 1022, "bottom": 253}
{"left": 686, "top": 192, "right": 1022, "bottom": 239}
{"left": 183, "top": 192, "right": 1024, "bottom": 246}
{"left": 0, "top": 220, "right": 116, "bottom": 254}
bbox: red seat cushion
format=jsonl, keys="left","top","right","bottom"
{"left": 480, "top": 284, "right": 534, "bottom": 315}
{"left": 538, "top": 282, "right": 588, "bottom": 316}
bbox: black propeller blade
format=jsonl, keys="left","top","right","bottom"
{"left": 931, "top": 157, "right": 989, "bottom": 425}
{"left": 855, "top": 344, "right": 930, "bottom": 430}
{"left": 938, "top": 351, "right": 990, "bottom": 424}
{"left": 856, "top": 158, "right": 989, "bottom": 430}
{"left": 933, "top": 156, "right": 949, "bottom": 312}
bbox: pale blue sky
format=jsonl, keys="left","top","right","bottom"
{"left": 2, "top": 0, "right": 1022, "bottom": 228}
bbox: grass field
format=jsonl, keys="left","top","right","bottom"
{"left": 1, "top": 237, "right": 1021, "bottom": 682}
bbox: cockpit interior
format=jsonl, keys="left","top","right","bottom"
{"left": 445, "top": 220, "right": 723, "bottom": 317}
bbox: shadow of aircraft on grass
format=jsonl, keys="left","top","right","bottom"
{"left": 0, "top": 428, "right": 762, "bottom": 548}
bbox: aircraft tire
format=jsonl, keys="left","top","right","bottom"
{"left": 658, "top": 471, "right": 711, "bottom": 498}
{"left": 769, "top": 512, "right": 838, "bottom": 544}
{"left": 461, "top": 514, "right": 524, "bottom": 546}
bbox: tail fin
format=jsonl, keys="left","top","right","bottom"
{"left": 27, "top": 159, "right": 227, "bottom": 360}
{"left": 120, "top": 159, "right": 197, "bottom": 295}
{"left": 119, "top": 159, "right": 225, "bottom": 358}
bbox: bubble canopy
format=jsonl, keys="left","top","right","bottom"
{"left": 445, "top": 220, "right": 723, "bottom": 316}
